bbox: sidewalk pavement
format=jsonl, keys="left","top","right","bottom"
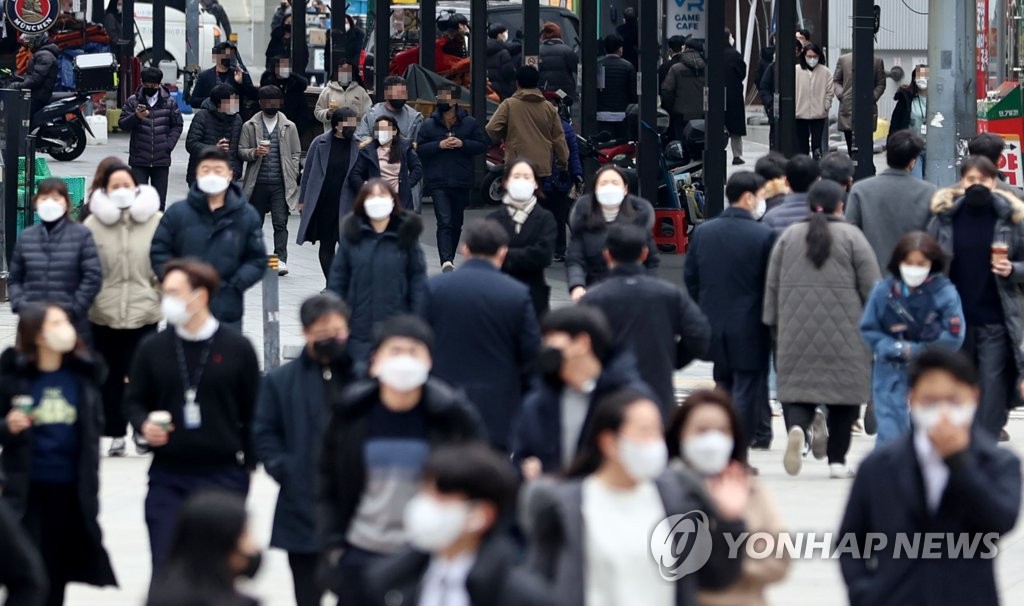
{"left": 5, "top": 135, "right": 1021, "bottom": 605}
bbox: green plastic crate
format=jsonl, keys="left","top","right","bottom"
{"left": 17, "top": 156, "right": 51, "bottom": 183}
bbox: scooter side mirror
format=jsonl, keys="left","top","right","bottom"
{"left": 612, "top": 153, "right": 632, "bottom": 168}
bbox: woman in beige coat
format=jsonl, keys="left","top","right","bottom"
{"left": 83, "top": 164, "right": 162, "bottom": 457}
{"left": 764, "top": 180, "right": 880, "bottom": 479}
{"left": 314, "top": 59, "right": 372, "bottom": 132}
{"left": 794, "top": 43, "right": 833, "bottom": 159}
{"left": 667, "top": 389, "right": 791, "bottom": 606}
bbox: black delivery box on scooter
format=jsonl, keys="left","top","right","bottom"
{"left": 74, "top": 53, "right": 118, "bottom": 93}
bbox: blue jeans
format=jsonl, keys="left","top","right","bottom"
{"left": 431, "top": 187, "right": 469, "bottom": 263}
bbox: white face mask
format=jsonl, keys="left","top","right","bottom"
{"left": 403, "top": 493, "right": 471, "bottom": 552}
{"left": 277, "top": 67, "right": 291, "bottom": 78}
{"left": 339, "top": 72, "right": 352, "bottom": 86}
{"left": 916, "top": 78, "right": 928, "bottom": 89}
{"left": 377, "top": 354, "right": 430, "bottom": 392}
{"left": 911, "top": 402, "right": 976, "bottom": 431}
{"left": 753, "top": 198, "right": 767, "bottom": 220}
{"left": 197, "top": 174, "right": 230, "bottom": 195}
{"left": 682, "top": 431, "right": 734, "bottom": 476}
{"left": 36, "top": 198, "right": 66, "bottom": 223}
{"left": 108, "top": 187, "right": 136, "bottom": 209}
{"left": 618, "top": 436, "right": 667, "bottom": 482}
{"left": 43, "top": 323, "right": 77, "bottom": 354}
{"left": 377, "top": 130, "right": 393, "bottom": 145}
{"left": 900, "top": 264, "right": 931, "bottom": 289}
{"left": 595, "top": 185, "right": 626, "bottom": 208}
{"left": 161, "top": 295, "right": 194, "bottom": 326}
{"left": 506, "top": 178, "right": 536, "bottom": 202}
{"left": 806, "top": 57, "right": 819, "bottom": 68}
{"left": 364, "top": 196, "right": 395, "bottom": 220}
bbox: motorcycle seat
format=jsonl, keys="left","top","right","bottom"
{"left": 49, "top": 92, "right": 76, "bottom": 100}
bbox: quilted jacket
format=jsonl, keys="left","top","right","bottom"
{"left": 119, "top": 85, "right": 184, "bottom": 167}
{"left": 184, "top": 98, "right": 243, "bottom": 183}
{"left": 763, "top": 220, "right": 881, "bottom": 404}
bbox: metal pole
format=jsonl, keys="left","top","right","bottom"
{"left": 637, "top": 0, "right": 659, "bottom": 202}
{"left": 374, "top": 0, "right": 391, "bottom": 96}
{"left": 579, "top": 0, "right": 598, "bottom": 149}
{"left": 523, "top": 0, "right": 540, "bottom": 61}
{"left": 776, "top": 0, "right": 797, "bottom": 156}
{"left": 24, "top": 135, "right": 36, "bottom": 229}
{"left": 121, "top": 0, "right": 135, "bottom": 106}
{"left": 92, "top": 0, "right": 104, "bottom": 25}
{"left": 926, "top": 0, "right": 976, "bottom": 186}
{"left": 470, "top": 0, "right": 486, "bottom": 201}
{"left": 420, "top": 0, "right": 437, "bottom": 72}
{"left": 852, "top": 0, "right": 876, "bottom": 180}
{"left": 185, "top": 0, "right": 200, "bottom": 101}
{"left": 152, "top": 0, "right": 166, "bottom": 66}
{"left": 263, "top": 256, "right": 281, "bottom": 370}
{"left": 293, "top": 0, "right": 308, "bottom": 75}
{"left": 704, "top": 0, "right": 727, "bottom": 216}
{"left": 3, "top": 91, "right": 29, "bottom": 263}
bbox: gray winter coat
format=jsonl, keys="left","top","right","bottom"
{"left": 761, "top": 192, "right": 810, "bottom": 235}
{"left": 297, "top": 132, "right": 359, "bottom": 244}
{"left": 846, "top": 168, "right": 936, "bottom": 269}
{"left": 927, "top": 186, "right": 1024, "bottom": 376}
{"left": 763, "top": 220, "right": 881, "bottom": 404}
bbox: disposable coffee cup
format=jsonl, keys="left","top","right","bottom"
{"left": 329, "top": 100, "right": 340, "bottom": 109}
{"left": 148, "top": 410, "right": 172, "bottom": 430}
{"left": 992, "top": 241, "right": 1009, "bottom": 265}
{"left": 12, "top": 395, "right": 33, "bottom": 415}
{"left": 259, "top": 138, "right": 271, "bottom": 148}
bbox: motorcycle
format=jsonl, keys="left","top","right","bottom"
{"left": 0, "top": 70, "right": 94, "bottom": 162}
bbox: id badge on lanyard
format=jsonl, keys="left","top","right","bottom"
{"left": 184, "top": 387, "right": 202, "bottom": 429}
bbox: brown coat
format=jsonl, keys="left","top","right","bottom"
{"left": 833, "top": 53, "right": 887, "bottom": 133}
{"left": 485, "top": 88, "right": 568, "bottom": 178}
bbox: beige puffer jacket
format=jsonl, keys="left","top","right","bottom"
{"left": 794, "top": 63, "right": 834, "bottom": 120}
{"left": 314, "top": 81, "right": 373, "bottom": 132}
{"left": 84, "top": 185, "right": 163, "bottom": 329}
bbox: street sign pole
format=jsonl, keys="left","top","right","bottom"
{"left": 852, "top": 0, "right": 877, "bottom": 180}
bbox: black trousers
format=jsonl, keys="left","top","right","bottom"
{"left": 795, "top": 118, "right": 826, "bottom": 158}
{"left": 783, "top": 403, "right": 859, "bottom": 465}
{"left": 962, "top": 323, "right": 1014, "bottom": 437}
{"left": 250, "top": 182, "right": 289, "bottom": 262}
{"left": 540, "top": 189, "right": 571, "bottom": 257}
{"left": 330, "top": 544, "right": 385, "bottom": 606}
{"left": 431, "top": 187, "right": 469, "bottom": 263}
{"left": 843, "top": 130, "right": 855, "bottom": 156}
{"left": 131, "top": 166, "right": 170, "bottom": 209}
{"left": 318, "top": 230, "right": 339, "bottom": 281}
{"left": 91, "top": 322, "right": 158, "bottom": 437}
{"left": 24, "top": 482, "right": 88, "bottom": 606}
{"left": 288, "top": 552, "right": 323, "bottom": 606}
{"left": 713, "top": 363, "right": 770, "bottom": 447}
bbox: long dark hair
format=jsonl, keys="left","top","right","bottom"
{"left": 804, "top": 179, "right": 845, "bottom": 268}
{"left": 665, "top": 389, "right": 747, "bottom": 465}
{"left": 374, "top": 115, "right": 403, "bottom": 164}
{"left": 799, "top": 42, "right": 824, "bottom": 70}
{"left": 903, "top": 64, "right": 928, "bottom": 98}
{"left": 585, "top": 165, "right": 638, "bottom": 230}
{"left": 15, "top": 302, "right": 89, "bottom": 366}
{"left": 333, "top": 56, "right": 365, "bottom": 87}
{"left": 566, "top": 389, "right": 652, "bottom": 479}
{"left": 148, "top": 490, "right": 249, "bottom": 606}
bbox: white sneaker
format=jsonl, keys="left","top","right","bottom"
{"left": 810, "top": 409, "right": 828, "bottom": 460}
{"left": 784, "top": 426, "right": 805, "bottom": 476}
{"left": 441, "top": 261, "right": 455, "bottom": 273}
{"left": 277, "top": 261, "right": 289, "bottom": 276}
{"left": 829, "top": 463, "right": 855, "bottom": 479}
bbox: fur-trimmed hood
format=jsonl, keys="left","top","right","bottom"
{"left": 88, "top": 184, "right": 161, "bottom": 226}
{"left": 341, "top": 210, "right": 423, "bottom": 249}
{"left": 930, "top": 185, "right": 1024, "bottom": 224}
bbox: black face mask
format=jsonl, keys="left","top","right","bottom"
{"left": 536, "top": 346, "right": 564, "bottom": 387}
{"left": 337, "top": 126, "right": 356, "bottom": 138}
{"left": 241, "top": 551, "right": 262, "bottom": 579}
{"left": 219, "top": 57, "right": 231, "bottom": 69}
{"left": 965, "top": 184, "right": 991, "bottom": 207}
{"left": 283, "top": 24, "right": 292, "bottom": 34}
{"left": 436, "top": 102, "right": 452, "bottom": 113}
{"left": 312, "top": 337, "right": 348, "bottom": 363}
{"left": 388, "top": 98, "right": 407, "bottom": 110}
{"left": 261, "top": 107, "right": 280, "bottom": 116}
{"left": 142, "top": 86, "right": 159, "bottom": 97}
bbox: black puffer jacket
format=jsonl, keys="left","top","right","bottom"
{"left": 486, "top": 38, "right": 517, "bottom": 99}
{"left": 566, "top": 194, "right": 659, "bottom": 290}
{"left": 184, "top": 98, "right": 243, "bottom": 183}
{"left": 118, "top": 85, "right": 184, "bottom": 167}
{"left": 149, "top": 183, "right": 267, "bottom": 323}
{"left": 596, "top": 54, "right": 636, "bottom": 113}
{"left": 18, "top": 43, "right": 60, "bottom": 104}
{"left": 538, "top": 38, "right": 578, "bottom": 100}
{"left": 8, "top": 218, "right": 103, "bottom": 329}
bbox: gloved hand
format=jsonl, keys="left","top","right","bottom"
{"left": 573, "top": 174, "right": 585, "bottom": 188}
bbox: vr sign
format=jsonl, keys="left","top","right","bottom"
{"left": 668, "top": 0, "right": 706, "bottom": 38}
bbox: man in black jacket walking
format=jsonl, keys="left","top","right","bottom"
{"left": 119, "top": 67, "right": 184, "bottom": 208}
{"left": 252, "top": 293, "right": 357, "bottom": 606}
{"left": 189, "top": 42, "right": 259, "bottom": 113}
{"left": 124, "top": 258, "right": 261, "bottom": 573}
{"left": 14, "top": 33, "right": 60, "bottom": 117}
{"left": 150, "top": 147, "right": 267, "bottom": 331}
{"left": 596, "top": 34, "right": 637, "bottom": 140}
{"left": 584, "top": 224, "right": 710, "bottom": 416}
{"left": 685, "top": 172, "right": 777, "bottom": 451}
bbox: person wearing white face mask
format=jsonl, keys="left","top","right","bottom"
{"left": 124, "top": 258, "right": 261, "bottom": 573}
{"left": 567, "top": 165, "right": 659, "bottom": 302}
{"left": 315, "top": 59, "right": 372, "bottom": 132}
{"left": 794, "top": 42, "right": 833, "bottom": 159}
{"left": 319, "top": 316, "right": 485, "bottom": 606}
{"left": 839, "top": 348, "right": 1022, "bottom": 606}
{"left": 0, "top": 303, "right": 118, "bottom": 603}
{"left": 185, "top": 84, "right": 243, "bottom": 185}
{"left": 150, "top": 146, "right": 267, "bottom": 332}
{"left": 349, "top": 115, "right": 424, "bottom": 212}
{"left": 83, "top": 164, "right": 163, "bottom": 457}
{"left": 861, "top": 232, "right": 965, "bottom": 447}
{"left": 327, "top": 179, "right": 427, "bottom": 366}
{"left": 9, "top": 179, "right": 103, "bottom": 345}
{"left": 668, "top": 390, "right": 790, "bottom": 606}
{"left": 528, "top": 390, "right": 748, "bottom": 606}
{"left": 366, "top": 443, "right": 554, "bottom": 605}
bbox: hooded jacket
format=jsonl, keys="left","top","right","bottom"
{"left": 486, "top": 88, "right": 569, "bottom": 178}
{"left": 661, "top": 49, "right": 706, "bottom": 120}
{"left": 314, "top": 80, "right": 373, "bottom": 131}
{"left": 119, "top": 85, "right": 185, "bottom": 167}
{"left": 18, "top": 42, "right": 60, "bottom": 104}
{"left": 927, "top": 186, "right": 1024, "bottom": 376}
{"left": 538, "top": 38, "right": 578, "bottom": 100}
{"left": 184, "top": 98, "right": 243, "bottom": 183}
{"left": 149, "top": 182, "right": 267, "bottom": 323}
{"left": 486, "top": 38, "right": 517, "bottom": 99}
{"left": 83, "top": 185, "right": 163, "bottom": 329}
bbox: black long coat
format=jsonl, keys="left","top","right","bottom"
{"left": 724, "top": 46, "right": 748, "bottom": 136}
{"left": 0, "top": 349, "right": 117, "bottom": 588}
{"left": 488, "top": 207, "right": 557, "bottom": 318}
